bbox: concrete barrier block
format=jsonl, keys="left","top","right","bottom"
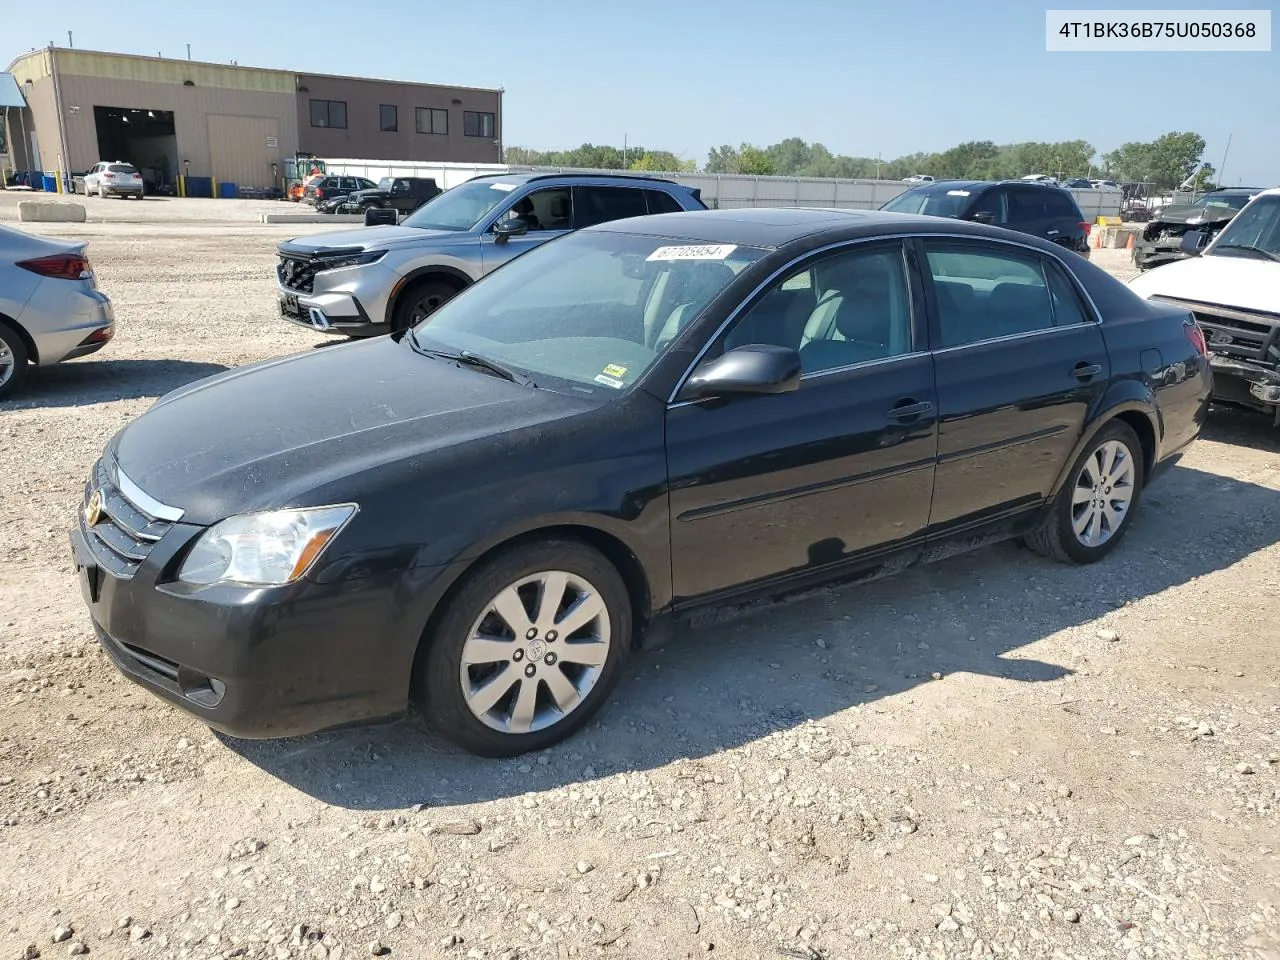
{"left": 260, "top": 213, "right": 366, "bottom": 224}
{"left": 18, "top": 200, "right": 87, "bottom": 223}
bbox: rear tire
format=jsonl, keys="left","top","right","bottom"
{"left": 391, "top": 279, "right": 460, "bottom": 334}
{"left": 415, "top": 539, "right": 633, "bottom": 757}
{"left": 1024, "top": 420, "right": 1144, "bottom": 564}
{"left": 0, "top": 321, "right": 32, "bottom": 400}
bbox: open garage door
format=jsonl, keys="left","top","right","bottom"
{"left": 94, "top": 106, "right": 177, "bottom": 193}
{"left": 207, "top": 115, "right": 280, "bottom": 192}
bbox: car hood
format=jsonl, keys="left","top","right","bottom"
{"left": 279, "top": 224, "right": 471, "bottom": 254}
{"left": 110, "top": 337, "right": 589, "bottom": 524}
{"left": 1150, "top": 203, "right": 1236, "bottom": 225}
{"left": 1128, "top": 254, "right": 1280, "bottom": 313}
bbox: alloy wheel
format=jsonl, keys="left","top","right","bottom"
{"left": 0, "top": 341, "right": 14, "bottom": 388}
{"left": 409, "top": 293, "right": 448, "bottom": 324}
{"left": 459, "top": 570, "right": 612, "bottom": 734}
{"left": 1070, "top": 439, "right": 1135, "bottom": 548}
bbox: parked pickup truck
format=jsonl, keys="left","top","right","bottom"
{"left": 1129, "top": 187, "right": 1280, "bottom": 424}
{"left": 327, "top": 177, "right": 441, "bottom": 216}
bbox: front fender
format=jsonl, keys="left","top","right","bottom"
{"left": 1048, "top": 381, "right": 1162, "bottom": 499}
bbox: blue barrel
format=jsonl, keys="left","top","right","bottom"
{"left": 41, "top": 174, "right": 56, "bottom": 192}
{"left": 185, "top": 176, "right": 213, "bottom": 198}
{"left": 218, "top": 181, "right": 238, "bottom": 199}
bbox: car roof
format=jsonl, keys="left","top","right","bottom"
{"left": 466, "top": 172, "right": 684, "bottom": 188}
{"left": 1206, "top": 187, "right": 1264, "bottom": 195}
{"left": 903, "top": 179, "right": 1071, "bottom": 191}
{"left": 589, "top": 206, "right": 1067, "bottom": 249}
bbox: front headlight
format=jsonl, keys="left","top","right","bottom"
{"left": 318, "top": 250, "right": 386, "bottom": 271}
{"left": 178, "top": 505, "right": 357, "bottom": 586}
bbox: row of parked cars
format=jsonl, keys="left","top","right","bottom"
{"left": 53, "top": 169, "right": 1280, "bottom": 758}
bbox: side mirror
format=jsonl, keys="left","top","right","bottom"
{"left": 683, "top": 345, "right": 802, "bottom": 400}
{"left": 970, "top": 210, "right": 996, "bottom": 225}
{"left": 1180, "top": 230, "right": 1206, "bottom": 256}
{"left": 364, "top": 206, "right": 398, "bottom": 226}
{"left": 492, "top": 218, "right": 529, "bottom": 245}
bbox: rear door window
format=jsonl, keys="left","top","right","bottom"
{"left": 1009, "top": 188, "right": 1047, "bottom": 223}
{"left": 924, "top": 242, "right": 1056, "bottom": 347}
{"left": 574, "top": 186, "right": 649, "bottom": 227}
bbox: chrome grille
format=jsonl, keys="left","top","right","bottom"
{"left": 277, "top": 255, "right": 317, "bottom": 293}
{"left": 1152, "top": 296, "right": 1280, "bottom": 366}
{"left": 81, "top": 460, "right": 174, "bottom": 579}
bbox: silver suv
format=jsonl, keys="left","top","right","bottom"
{"left": 275, "top": 173, "right": 706, "bottom": 337}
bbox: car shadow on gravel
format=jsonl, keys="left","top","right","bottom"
{"left": 6, "top": 358, "right": 229, "bottom": 409}
{"left": 225, "top": 461, "right": 1280, "bottom": 812}
{"left": 1203, "top": 404, "right": 1280, "bottom": 451}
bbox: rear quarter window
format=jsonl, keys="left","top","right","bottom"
{"left": 1044, "top": 190, "right": 1082, "bottom": 218}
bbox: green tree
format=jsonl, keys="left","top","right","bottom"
{"left": 1103, "top": 131, "right": 1207, "bottom": 189}
{"left": 738, "top": 146, "right": 776, "bottom": 176}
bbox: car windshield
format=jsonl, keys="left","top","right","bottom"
{"left": 1193, "top": 193, "right": 1250, "bottom": 212}
{"left": 402, "top": 179, "right": 525, "bottom": 231}
{"left": 1208, "top": 195, "right": 1280, "bottom": 258}
{"left": 409, "top": 231, "right": 767, "bottom": 393}
{"left": 882, "top": 186, "right": 971, "bottom": 218}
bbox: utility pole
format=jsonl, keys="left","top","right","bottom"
{"left": 875, "top": 153, "right": 882, "bottom": 180}
{"left": 67, "top": 31, "right": 73, "bottom": 48}
{"left": 1217, "top": 133, "right": 1232, "bottom": 188}
{"left": 187, "top": 44, "right": 192, "bottom": 60}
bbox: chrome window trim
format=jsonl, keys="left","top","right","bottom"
{"left": 665, "top": 231, "right": 1102, "bottom": 405}
{"left": 930, "top": 324, "right": 1089, "bottom": 357}
{"left": 668, "top": 350, "right": 931, "bottom": 411}
{"left": 117, "top": 467, "right": 185, "bottom": 522}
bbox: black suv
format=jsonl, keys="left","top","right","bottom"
{"left": 328, "top": 177, "right": 442, "bottom": 216}
{"left": 883, "top": 180, "right": 1091, "bottom": 257}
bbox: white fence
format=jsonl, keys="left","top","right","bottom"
{"left": 319, "top": 159, "right": 1124, "bottom": 220}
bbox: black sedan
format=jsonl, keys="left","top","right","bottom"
{"left": 71, "top": 208, "right": 1211, "bottom": 756}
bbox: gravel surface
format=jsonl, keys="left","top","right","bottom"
{"left": 1, "top": 197, "right": 1278, "bottom": 960}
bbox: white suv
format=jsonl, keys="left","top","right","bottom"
{"left": 83, "top": 162, "right": 144, "bottom": 200}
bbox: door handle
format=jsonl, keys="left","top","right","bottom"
{"left": 1072, "top": 362, "right": 1102, "bottom": 380}
{"left": 1046, "top": 229, "right": 1060, "bottom": 236}
{"left": 885, "top": 400, "right": 934, "bottom": 421}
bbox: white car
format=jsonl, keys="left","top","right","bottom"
{"left": 1128, "top": 187, "right": 1280, "bottom": 422}
{"left": 1020, "top": 174, "right": 1058, "bottom": 184}
{"left": 1090, "top": 179, "right": 1122, "bottom": 192}
{"left": 83, "top": 161, "right": 144, "bottom": 200}
{"left": 902, "top": 174, "right": 935, "bottom": 184}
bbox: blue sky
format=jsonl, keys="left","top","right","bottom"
{"left": 7, "top": 0, "right": 1278, "bottom": 184}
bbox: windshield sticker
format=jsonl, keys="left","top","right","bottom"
{"left": 646, "top": 244, "right": 738, "bottom": 262}
{"left": 602, "top": 363, "right": 628, "bottom": 378}
{"left": 593, "top": 374, "right": 625, "bottom": 389}
{"left": 489, "top": 183, "right": 517, "bottom": 192}
{"left": 946, "top": 190, "right": 971, "bottom": 197}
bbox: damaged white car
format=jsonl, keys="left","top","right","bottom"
{"left": 1129, "top": 187, "right": 1280, "bottom": 424}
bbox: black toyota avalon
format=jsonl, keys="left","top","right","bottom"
{"left": 71, "top": 208, "right": 1210, "bottom": 756}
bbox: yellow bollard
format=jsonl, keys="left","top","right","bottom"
{"left": 211, "top": 177, "right": 218, "bottom": 199}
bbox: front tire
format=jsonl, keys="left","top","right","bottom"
{"left": 391, "top": 279, "right": 460, "bottom": 334}
{"left": 0, "top": 321, "right": 32, "bottom": 400}
{"left": 1025, "top": 420, "right": 1144, "bottom": 564}
{"left": 416, "top": 539, "right": 633, "bottom": 757}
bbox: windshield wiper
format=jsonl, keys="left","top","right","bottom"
{"left": 409, "top": 340, "right": 535, "bottom": 387}
{"left": 1214, "top": 243, "right": 1280, "bottom": 262}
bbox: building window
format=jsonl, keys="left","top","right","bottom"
{"left": 379, "top": 104, "right": 398, "bottom": 132}
{"left": 415, "top": 107, "right": 448, "bottom": 135}
{"left": 463, "top": 111, "right": 496, "bottom": 138}
{"left": 310, "top": 99, "right": 347, "bottom": 129}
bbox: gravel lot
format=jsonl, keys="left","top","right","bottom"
{"left": 2, "top": 194, "right": 1278, "bottom": 960}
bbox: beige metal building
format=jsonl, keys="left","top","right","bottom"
{"left": 3, "top": 47, "right": 502, "bottom": 192}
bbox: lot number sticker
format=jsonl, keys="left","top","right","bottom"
{"left": 647, "top": 244, "right": 738, "bottom": 262}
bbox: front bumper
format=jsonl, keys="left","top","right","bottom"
{"left": 1132, "top": 239, "right": 1189, "bottom": 270}
{"left": 69, "top": 462, "right": 440, "bottom": 738}
{"left": 276, "top": 261, "right": 397, "bottom": 338}
{"left": 1209, "top": 354, "right": 1280, "bottom": 415}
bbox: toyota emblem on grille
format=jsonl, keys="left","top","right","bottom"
{"left": 85, "top": 490, "right": 104, "bottom": 527}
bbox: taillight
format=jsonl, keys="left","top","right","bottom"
{"left": 17, "top": 254, "right": 92, "bottom": 280}
{"left": 1184, "top": 319, "right": 1207, "bottom": 356}
{"left": 1080, "top": 221, "right": 1092, "bottom": 236}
